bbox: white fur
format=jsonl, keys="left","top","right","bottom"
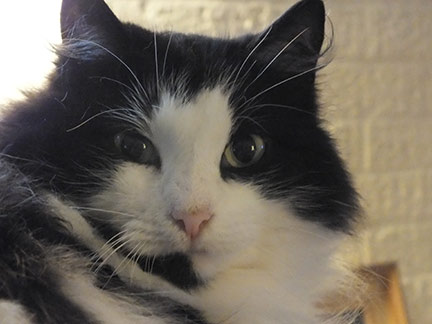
{"left": 87, "top": 88, "right": 351, "bottom": 323}
{"left": 0, "top": 300, "right": 34, "bottom": 324}
{"left": 56, "top": 270, "right": 166, "bottom": 324}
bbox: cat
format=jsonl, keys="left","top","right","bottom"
{"left": 0, "top": 0, "right": 360, "bottom": 323}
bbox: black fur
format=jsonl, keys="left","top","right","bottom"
{"left": 0, "top": 161, "right": 95, "bottom": 323}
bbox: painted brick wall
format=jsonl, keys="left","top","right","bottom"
{"left": 104, "top": 0, "right": 432, "bottom": 322}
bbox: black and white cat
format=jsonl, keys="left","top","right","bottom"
{"left": 0, "top": 0, "right": 360, "bottom": 323}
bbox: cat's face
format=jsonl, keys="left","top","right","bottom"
{"left": 91, "top": 89, "right": 277, "bottom": 277}
{"left": 1, "top": 0, "right": 358, "bottom": 288}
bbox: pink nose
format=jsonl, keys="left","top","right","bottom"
{"left": 172, "top": 208, "right": 213, "bottom": 240}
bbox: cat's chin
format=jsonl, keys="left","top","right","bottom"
{"left": 188, "top": 244, "right": 209, "bottom": 255}
{"left": 187, "top": 237, "right": 228, "bottom": 259}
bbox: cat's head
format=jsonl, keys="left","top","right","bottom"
{"left": 1, "top": 0, "right": 358, "bottom": 289}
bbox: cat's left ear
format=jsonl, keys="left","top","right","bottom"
{"left": 251, "top": 0, "right": 326, "bottom": 66}
{"left": 60, "top": 0, "right": 125, "bottom": 60}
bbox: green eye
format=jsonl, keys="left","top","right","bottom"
{"left": 114, "top": 131, "right": 160, "bottom": 167}
{"left": 222, "top": 134, "right": 265, "bottom": 168}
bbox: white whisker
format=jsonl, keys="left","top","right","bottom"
{"left": 66, "top": 109, "right": 116, "bottom": 132}
{"left": 62, "top": 38, "right": 150, "bottom": 102}
{"left": 106, "top": 239, "right": 142, "bottom": 287}
{"left": 89, "top": 76, "right": 136, "bottom": 94}
{"left": 94, "top": 240, "right": 129, "bottom": 274}
{"left": 239, "top": 64, "right": 326, "bottom": 110}
{"left": 91, "top": 230, "right": 129, "bottom": 267}
{"left": 153, "top": 31, "right": 160, "bottom": 95}
{"left": 75, "top": 206, "right": 138, "bottom": 218}
{"left": 232, "top": 26, "right": 273, "bottom": 87}
{"left": 162, "top": 32, "right": 173, "bottom": 78}
{"left": 243, "top": 28, "right": 309, "bottom": 93}
{"left": 239, "top": 103, "right": 314, "bottom": 117}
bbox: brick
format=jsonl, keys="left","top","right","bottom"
{"left": 367, "top": 222, "right": 432, "bottom": 276}
{"left": 105, "top": 0, "right": 146, "bottom": 24}
{"left": 364, "top": 5, "right": 432, "bottom": 60}
{"left": 325, "top": 2, "right": 432, "bottom": 61}
{"left": 423, "top": 172, "right": 432, "bottom": 215}
{"left": 367, "top": 226, "right": 408, "bottom": 265}
{"left": 365, "top": 121, "right": 432, "bottom": 172}
{"left": 325, "top": 4, "right": 371, "bottom": 60}
{"left": 320, "top": 62, "right": 372, "bottom": 120}
{"left": 323, "top": 62, "right": 432, "bottom": 121}
{"left": 363, "top": 64, "right": 431, "bottom": 120}
{"left": 141, "top": 1, "right": 275, "bottom": 35}
{"left": 425, "top": 63, "right": 432, "bottom": 108}
{"left": 356, "top": 172, "right": 425, "bottom": 226}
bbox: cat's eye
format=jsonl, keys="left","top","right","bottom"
{"left": 222, "top": 134, "right": 265, "bottom": 168}
{"left": 114, "top": 131, "right": 160, "bottom": 167}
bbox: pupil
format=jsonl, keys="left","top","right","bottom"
{"left": 232, "top": 137, "right": 256, "bottom": 164}
{"left": 122, "top": 136, "right": 145, "bottom": 158}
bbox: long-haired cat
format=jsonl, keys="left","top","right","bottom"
{"left": 0, "top": 0, "right": 359, "bottom": 323}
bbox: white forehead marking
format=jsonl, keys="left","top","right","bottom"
{"left": 151, "top": 88, "right": 232, "bottom": 167}
{"left": 150, "top": 88, "right": 233, "bottom": 209}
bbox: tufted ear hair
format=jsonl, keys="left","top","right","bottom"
{"left": 251, "top": 0, "right": 326, "bottom": 66}
{"left": 59, "top": 0, "right": 125, "bottom": 60}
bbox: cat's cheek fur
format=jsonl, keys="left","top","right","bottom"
{"left": 89, "top": 162, "right": 190, "bottom": 255}
{"left": 88, "top": 161, "right": 267, "bottom": 279}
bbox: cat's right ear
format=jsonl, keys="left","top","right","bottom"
{"left": 59, "top": 0, "right": 125, "bottom": 60}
